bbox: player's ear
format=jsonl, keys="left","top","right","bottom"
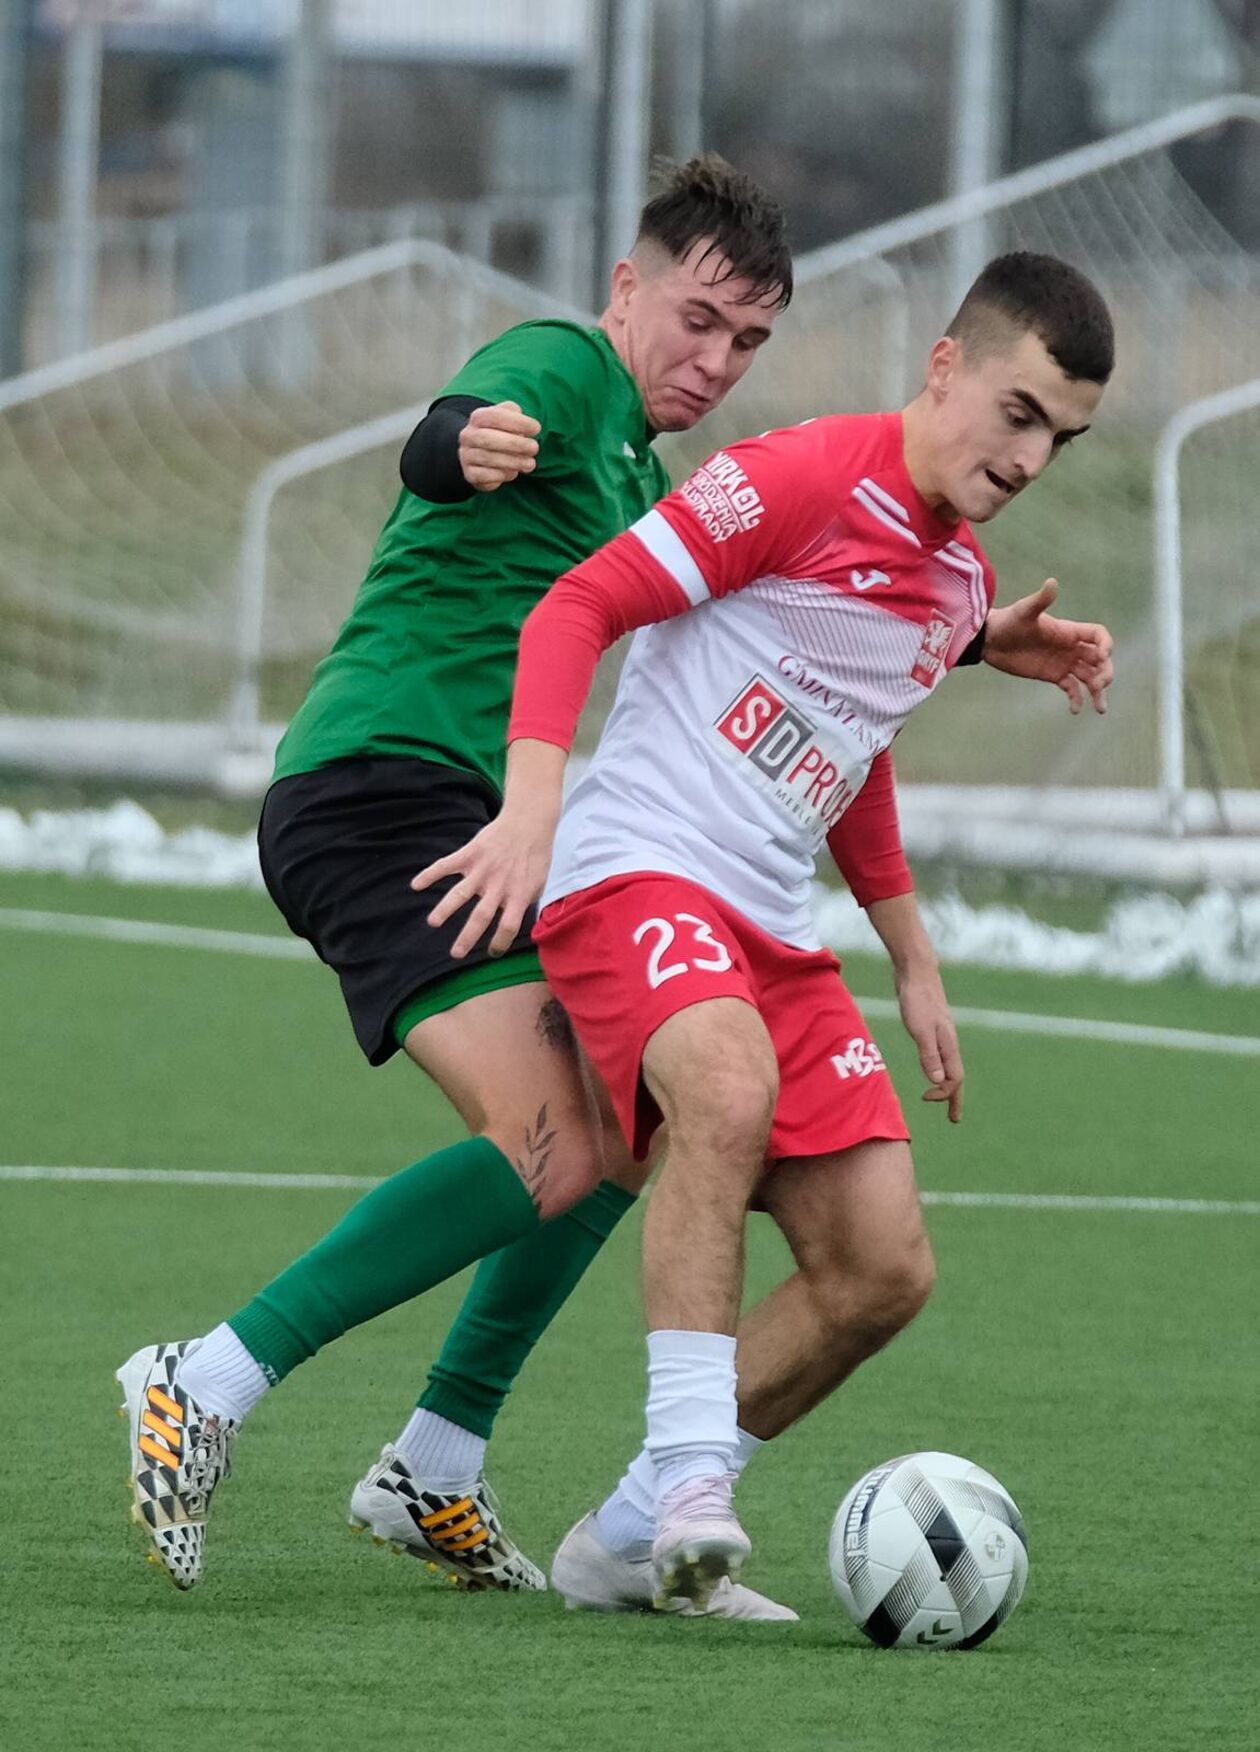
{"left": 925, "top": 335, "right": 961, "bottom": 403}
{"left": 608, "top": 256, "right": 639, "bottom": 316}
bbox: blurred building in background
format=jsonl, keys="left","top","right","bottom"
{"left": 2, "top": 0, "right": 1259, "bottom": 369}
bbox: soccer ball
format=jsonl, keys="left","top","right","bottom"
{"left": 828, "top": 1451, "right": 1028, "bottom": 1649}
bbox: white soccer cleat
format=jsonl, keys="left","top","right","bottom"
{"left": 116, "top": 1340, "right": 238, "bottom": 1591}
{"left": 651, "top": 1474, "right": 753, "bottom": 1611}
{"left": 348, "top": 1444, "right": 546, "bottom": 1592}
{"left": 553, "top": 1512, "right": 796, "bottom": 1620}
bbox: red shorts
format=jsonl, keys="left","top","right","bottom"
{"left": 534, "top": 872, "right": 909, "bottom": 1163}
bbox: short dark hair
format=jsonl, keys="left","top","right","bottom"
{"left": 947, "top": 252, "right": 1114, "bottom": 384}
{"left": 636, "top": 153, "right": 793, "bottom": 310}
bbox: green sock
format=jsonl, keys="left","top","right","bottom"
{"left": 418, "top": 1178, "right": 636, "bottom": 1439}
{"left": 228, "top": 1137, "right": 539, "bottom": 1384}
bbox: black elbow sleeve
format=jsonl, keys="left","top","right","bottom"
{"left": 400, "top": 395, "right": 492, "bottom": 504}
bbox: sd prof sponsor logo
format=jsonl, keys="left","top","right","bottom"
{"left": 714, "top": 675, "right": 857, "bottom": 830}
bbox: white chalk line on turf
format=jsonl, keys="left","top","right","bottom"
{"left": 0, "top": 1164, "right": 1256, "bottom": 1215}
{"left": 0, "top": 1164, "right": 374, "bottom": 1190}
{"left": 4, "top": 905, "right": 1258, "bottom": 1059}
{"left": 857, "top": 995, "right": 1260, "bottom": 1058}
{"left": 0, "top": 907, "right": 312, "bottom": 958}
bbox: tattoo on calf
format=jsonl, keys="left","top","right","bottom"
{"left": 515, "top": 1103, "right": 558, "bottom": 1211}
{"left": 536, "top": 997, "right": 577, "bottom": 1055}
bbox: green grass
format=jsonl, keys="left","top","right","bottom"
{"left": 0, "top": 871, "right": 1257, "bottom": 1751}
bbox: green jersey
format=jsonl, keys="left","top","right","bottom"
{"left": 272, "top": 320, "right": 670, "bottom": 795}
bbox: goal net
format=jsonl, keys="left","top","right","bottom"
{"left": 0, "top": 239, "right": 588, "bottom": 789}
{"left": 646, "top": 97, "right": 1260, "bottom": 866}
{"left": 2, "top": 101, "right": 1258, "bottom": 882}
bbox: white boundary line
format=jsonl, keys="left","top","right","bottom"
{"left": 0, "top": 908, "right": 313, "bottom": 958}
{"left": 0, "top": 1165, "right": 372, "bottom": 1189}
{"left": 856, "top": 995, "right": 1260, "bottom": 1058}
{"left": 0, "top": 1164, "right": 1255, "bottom": 1215}
{"left": 4, "top": 906, "right": 1259, "bottom": 1059}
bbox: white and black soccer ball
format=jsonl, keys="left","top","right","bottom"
{"left": 829, "top": 1451, "right": 1028, "bottom": 1649}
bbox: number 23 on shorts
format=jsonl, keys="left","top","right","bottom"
{"left": 632, "top": 912, "right": 734, "bottom": 990}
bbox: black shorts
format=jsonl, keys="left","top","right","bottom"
{"left": 258, "top": 757, "right": 537, "bottom": 1065}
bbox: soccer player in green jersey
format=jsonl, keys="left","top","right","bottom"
{"left": 116, "top": 156, "right": 795, "bottom": 1604}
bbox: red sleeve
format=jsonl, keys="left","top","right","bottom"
{"left": 508, "top": 421, "right": 838, "bottom": 753}
{"left": 646, "top": 422, "right": 837, "bottom": 601}
{"left": 826, "top": 749, "right": 913, "bottom": 908}
{"left": 508, "top": 530, "right": 690, "bottom": 750}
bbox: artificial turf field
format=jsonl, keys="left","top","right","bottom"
{"left": 1, "top": 868, "right": 1256, "bottom": 1752}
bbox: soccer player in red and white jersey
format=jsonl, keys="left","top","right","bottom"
{"left": 417, "top": 253, "right": 1116, "bottom": 1613}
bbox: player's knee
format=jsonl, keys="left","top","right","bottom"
{"left": 858, "top": 1232, "right": 936, "bottom": 1342}
{"left": 668, "top": 1057, "right": 779, "bottom": 1167}
{"left": 532, "top": 1134, "right": 606, "bottom": 1219}
{"left": 889, "top": 1233, "right": 936, "bottom": 1327}
{"left": 810, "top": 1230, "right": 935, "bottom": 1351}
{"left": 485, "top": 1108, "right": 604, "bottom": 1220}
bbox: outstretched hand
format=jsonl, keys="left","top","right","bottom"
{"left": 983, "top": 578, "right": 1114, "bottom": 714}
{"left": 411, "top": 808, "right": 554, "bottom": 960}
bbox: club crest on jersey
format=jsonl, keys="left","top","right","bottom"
{"left": 680, "top": 451, "right": 766, "bottom": 543}
{"left": 911, "top": 616, "right": 955, "bottom": 689}
{"left": 713, "top": 675, "right": 858, "bottom": 831}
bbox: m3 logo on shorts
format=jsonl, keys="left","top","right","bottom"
{"left": 910, "top": 616, "right": 955, "bottom": 689}
{"left": 831, "top": 1037, "right": 887, "bottom": 1081}
{"left": 714, "top": 675, "right": 858, "bottom": 832}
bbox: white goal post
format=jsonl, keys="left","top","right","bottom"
{"left": 1154, "top": 374, "right": 1260, "bottom": 835}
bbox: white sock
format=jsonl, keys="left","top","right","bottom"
{"left": 393, "top": 1408, "right": 486, "bottom": 1492}
{"left": 733, "top": 1426, "right": 765, "bottom": 1476}
{"left": 595, "top": 1445, "right": 657, "bottom": 1559}
{"left": 176, "top": 1324, "right": 270, "bottom": 1424}
{"left": 596, "top": 1424, "right": 764, "bottom": 1559}
{"left": 644, "top": 1328, "right": 738, "bottom": 1497}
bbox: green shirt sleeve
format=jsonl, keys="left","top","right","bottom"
{"left": 438, "top": 321, "right": 612, "bottom": 479}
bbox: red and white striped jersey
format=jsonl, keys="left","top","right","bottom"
{"left": 525, "top": 412, "right": 995, "bottom": 947}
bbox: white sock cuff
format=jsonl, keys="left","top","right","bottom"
{"left": 394, "top": 1408, "right": 486, "bottom": 1492}
{"left": 646, "top": 1329, "right": 738, "bottom": 1366}
{"left": 732, "top": 1426, "right": 765, "bottom": 1477}
{"left": 176, "top": 1324, "right": 270, "bottom": 1424}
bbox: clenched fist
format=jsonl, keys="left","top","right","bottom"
{"left": 459, "top": 400, "right": 542, "bottom": 492}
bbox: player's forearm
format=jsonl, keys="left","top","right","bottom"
{"left": 865, "top": 891, "right": 939, "bottom": 983}
{"left": 509, "top": 537, "right": 691, "bottom": 751}
{"left": 500, "top": 737, "right": 568, "bottom": 826}
{"left": 825, "top": 749, "right": 913, "bottom": 906}
{"left": 508, "top": 576, "right": 611, "bottom": 753}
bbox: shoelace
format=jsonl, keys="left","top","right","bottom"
{"left": 660, "top": 1471, "right": 737, "bottom": 1524}
{"left": 182, "top": 1417, "right": 235, "bottom": 1508}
